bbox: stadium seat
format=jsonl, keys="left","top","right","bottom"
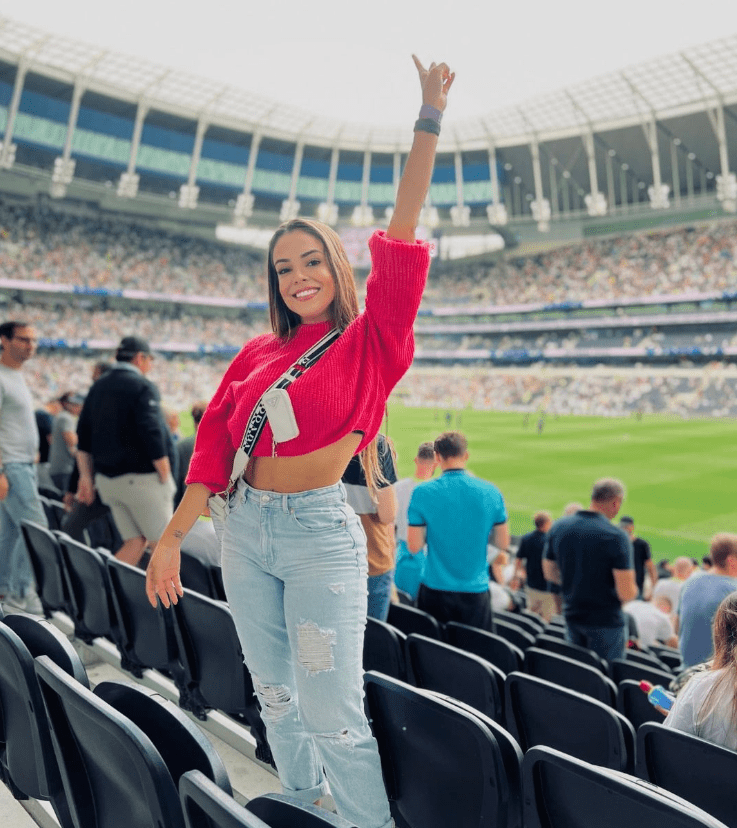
{"left": 533, "top": 634, "right": 608, "bottom": 673}
{"left": 523, "top": 647, "right": 617, "bottom": 706}
{"left": 406, "top": 633, "right": 504, "bottom": 721}
{"left": 0, "top": 614, "right": 88, "bottom": 828}
{"left": 539, "top": 624, "right": 567, "bottom": 639}
{"left": 363, "top": 616, "right": 407, "bottom": 682}
{"left": 493, "top": 618, "right": 536, "bottom": 651}
{"left": 246, "top": 792, "right": 359, "bottom": 827}
{"left": 179, "top": 550, "right": 222, "bottom": 601}
{"left": 387, "top": 603, "right": 442, "bottom": 640}
{"left": 522, "top": 745, "right": 728, "bottom": 828}
{"left": 519, "top": 610, "right": 547, "bottom": 632}
{"left": 55, "top": 532, "right": 119, "bottom": 646}
{"left": 624, "top": 648, "right": 671, "bottom": 672}
{"left": 494, "top": 609, "right": 542, "bottom": 637}
{"left": 106, "top": 556, "right": 185, "bottom": 691}
{"left": 504, "top": 672, "right": 635, "bottom": 772}
{"left": 20, "top": 519, "right": 73, "bottom": 618}
{"left": 395, "top": 589, "right": 415, "bottom": 606}
{"left": 180, "top": 770, "right": 270, "bottom": 828}
{"left": 648, "top": 644, "right": 683, "bottom": 673}
{"left": 445, "top": 621, "right": 524, "bottom": 674}
{"left": 39, "top": 495, "right": 64, "bottom": 531}
{"left": 172, "top": 587, "right": 273, "bottom": 766}
{"left": 609, "top": 658, "right": 674, "bottom": 687}
{"left": 636, "top": 722, "right": 737, "bottom": 828}
{"left": 616, "top": 679, "right": 666, "bottom": 731}
{"left": 365, "top": 671, "right": 523, "bottom": 828}
{"left": 35, "top": 656, "right": 231, "bottom": 828}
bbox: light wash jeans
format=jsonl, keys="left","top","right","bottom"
{"left": 367, "top": 569, "right": 393, "bottom": 622}
{"left": 219, "top": 478, "right": 393, "bottom": 828}
{"left": 0, "top": 462, "right": 47, "bottom": 597}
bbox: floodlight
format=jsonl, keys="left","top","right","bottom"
{"left": 585, "top": 192, "right": 607, "bottom": 216}
{"left": 317, "top": 202, "right": 338, "bottom": 225}
{"left": 716, "top": 173, "right": 737, "bottom": 213}
{"left": 486, "top": 203, "right": 508, "bottom": 226}
{"left": 530, "top": 198, "right": 551, "bottom": 232}
{"left": 647, "top": 183, "right": 670, "bottom": 209}
{"left": 178, "top": 184, "right": 200, "bottom": 210}
{"left": 450, "top": 205, "right": 471, "bottom": 227}
{"left": 350, "top": 205, "right": 374, "bottom": 227}
{"left": 419, "top": 205, "right": 439, "bottom": 229}
{"left": 233, "top": 193, "right": 254, "bottom": 226}
{"left": 117, "top": 172, "right": 139, "bottom": 199}
{"left": 0, "top": 142, "right": 16, "bottom": 169}
{"left": 280, "top": 199, "right": 300, "bottom": 221}
{"left": 50, "top": 157, "right": 75, "bottom": 199}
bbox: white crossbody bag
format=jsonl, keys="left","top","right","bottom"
{"left": 207, "top": 327, "right": 341, "bottom": 520}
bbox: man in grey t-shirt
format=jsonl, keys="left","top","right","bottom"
{"left": 0, "top": 320, "right": 47, "bottom": 614}
{"left": 49, "top": 392, "right": 84, "bottom": 492}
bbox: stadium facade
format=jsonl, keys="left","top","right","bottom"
{"left": 0, "top": 16, "right": 736, "bottom": 253}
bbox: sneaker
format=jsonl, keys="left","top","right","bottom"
{"left": 22, "top": 592, "right": 45, "bottom": 616}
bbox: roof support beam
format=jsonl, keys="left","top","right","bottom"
{"left": 0, "top": 59, "right": 27, "bottom": 168}
{"left": 529, "top": 138, "right": 550, "bottom": 231}
{"left": 486, "top": 144, "right": 507, "bottom": 225}
{"left": 281, "top": 140, "right": 303, "bottom": 221}
{"left": 450, "top": 150, "right": 470, "bottom": 226}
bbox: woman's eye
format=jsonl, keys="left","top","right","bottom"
{"left": 277, "top": 267, "right": 290, "bottom": 277}
{"left": 307, "top": 259, "right": 320, "bottom": 267}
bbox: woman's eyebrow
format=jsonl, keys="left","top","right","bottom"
{"left": 274, "top": 249, "right": 320, "bottom": 265}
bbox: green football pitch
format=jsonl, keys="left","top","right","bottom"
{"left": 384, "top": 405, "right": 737, "bottom": 564}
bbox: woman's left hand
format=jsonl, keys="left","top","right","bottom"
{"left": 412, "top": 55, "right": 455, "bottom": 113}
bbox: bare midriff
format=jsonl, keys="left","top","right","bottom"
{"left": 244, "top": 431, "right": 363, "bottom": 493}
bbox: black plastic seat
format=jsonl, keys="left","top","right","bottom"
{"left": 406, "top": 633, "right": 504, "bottom": 721}
{"left": 55, "top": 532, "right": 118, "bottom": 645}
{"left": 648, "top": 644, "right": 683, "bottom": 673}
{"left": 493, "top": 618, "right": 536, "bottom": 651}
{"left": 522, "top": 745, "right": 728, "bottom": 828}
{"left": 172, "top": 588, "right": 272, "bottom": 766}
{"left": 445, "top": 621, "right": 524, "bottom": 675}
{"left": 395, "top": 589, "right": 414, "bottom": 606}
{"left": 533, "top": 633, "right": 608, "bottom": 673}
{"left": 106, "top": 556, "right": 184, "bottom": 690}
{"left": 364, "top": 616, "right": 407, "bottom": 682}
{"left": 495, "top": 609, "right": 543, "bottom": 637}
{"left": 20, "top": 519, "right": 73, "bottom": 617}
{"left": 519, "top": 610, "right": 547, "bottom": 633}
{"left": 179, "top": 551, "right": 221, "bottom": 600}
{"left": 625, "top": 649, "right": 670, "bottom": 672}
{"left": 365, "top": 671, "right": 523, "bottom": 828}
{"left": 246, "top": 792, "right": 359, "bottom": 827}
{"left": 524, "top": 647, "right": 617, "bottom": 706}
{"left": 609, "top": 658, "right": 674, "bottom": 687}
{"left": 616, "top": 679, "right": 666, "bottom": 731}
{"left": 505, "top": 672, "right": 635, "bottom": 772}
{"left": 39, "top": 495, "right": 63, "bottom": 531}
{"left": 387, "top": 603, "right": 442, "bottom": 640}
{"left": 0, "top": 614, "right": 88, "bottom": 828}
{"left": 180, "top": 770, "right": 270, "bottom": 828}
{"left": 539, "top": 624, "right": 567, "bottom": 639}
{"left": 35, "top": 656, "right": 231, "bottom": 828}
{"left": 636, "top": 722, "right": 737, "bottom": 828}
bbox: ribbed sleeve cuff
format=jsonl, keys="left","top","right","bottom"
{"left": 366, "top": 231, "right": 430, "bottom": 326}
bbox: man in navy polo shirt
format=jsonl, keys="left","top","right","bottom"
{"left": 407, "top": 432, "right": 509, "bottom": 631}
{"left": 542, "top": 478, "right": 638, "bottom": 662}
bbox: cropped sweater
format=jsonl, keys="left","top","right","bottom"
{"left": 187, "top": 231, "right": 431, "bottom": 493}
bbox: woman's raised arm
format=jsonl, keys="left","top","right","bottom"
{"left": 387, "top": 56, "right": 455, "bottom": 242}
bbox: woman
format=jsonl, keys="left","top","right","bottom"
{"left": 146, "top": 56, "right": 454, "bottom": 828}
{"left": 663, "top": 592, "right": 737, "bottom": 751}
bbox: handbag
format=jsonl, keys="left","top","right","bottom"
{"left": 207, "top": 326, "right": 340, "bottom": 519}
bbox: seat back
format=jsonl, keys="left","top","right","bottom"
{"left": 504, "top": 672, "right": 635, "bottom": 772}
{"left": 495, "top": 609, "right": 543, "bottom": 637}
{"left": 533, "top": 634, "right": 607, "bottom": 673}
{"left": 39, "top": 495, "right": 62, "bottom": 531}
{"left": 524, "top": 647, "right": 616, "bottom": 706}
{"left": 364, "top": 617, "right": 407, "bottom": 682}
{"left": 365, "top": 671, "right": 522, "bottom": 828}
{"left": 637, "top": 722, "right": 737, "bottom": 828}
{"left": 648, "top": 645, "right": 682, "bottom": 673}
{"left": 406, "top": 634, "right": 504, "bottom": 721}
{"left": 0, "top": 617, "right": 81, "bottom": 805}
{"left": 522, "top": 745, "right": 729, "bottom": 828}
{"left": 180, "top": 770, "right": 270, "bottom": 828}
{"left": 387, "top": 603, "right": 442, "bottom": 639}
{"left": 106, "top": 556, "right": 182, "bottom": 683}
{"left": 35, "top": 657, "right": 230, "bottom": 828}
{"left": 179, "top": 551, "right": 220, "bottom": 600}
{"left": 20, "top": 520, "right": 71, "bottom": 616}
{"left": 493, "top": 618, "right": 536, "bottom": 651}
{"left": 625, "top": 649, "right": 670, "bottom": 671}
{"left": 445, "top": 621, "right": 524, "bottom": 675}
{"left": 56, "top": 533, "right": 117, "bottom": 644}
{"left": 616, "top": 679, "right": 664, "bottom": 731}
{"left": 246, "top": 792, "right": 359, "bottom": 827}
{"left": 609, "top": 659, "right": 674, "bottom": 687}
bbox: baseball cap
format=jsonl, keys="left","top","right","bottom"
{"left": 116, "top": 336, "right": 152, "bottom": 358}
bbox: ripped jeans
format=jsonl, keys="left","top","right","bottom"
{"left": 220, "top": 479, "right": 393, "bottom": 828}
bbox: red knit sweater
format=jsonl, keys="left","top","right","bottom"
{"left": 187, "top": 231, "right": 431, "bottom": 493}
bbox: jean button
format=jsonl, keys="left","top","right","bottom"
{"left": 261, "top": 494, "right": 269, "bottom": 503}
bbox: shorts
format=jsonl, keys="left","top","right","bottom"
{"left": 95, "top": 472, "right": 174, "bottom": 542}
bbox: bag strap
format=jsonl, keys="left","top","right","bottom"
{"left": 223, "top": 327, "right": 341, "bottom": 492}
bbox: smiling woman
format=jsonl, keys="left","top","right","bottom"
{"left": 146, "top": 56, "right": 455, "bottom": 828}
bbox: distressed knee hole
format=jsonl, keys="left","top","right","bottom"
{"left": 297, "top": 620, "right": 336, "bottom": 676}
{"left": 252, "top": 676, "right": 294, "bottom": 723}
{"left": 328, "top": 583, "right": 345, "bottom": 595}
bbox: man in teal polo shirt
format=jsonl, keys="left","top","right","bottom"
{"left": 407, "top": 432, "right": 509, "bottom": 631}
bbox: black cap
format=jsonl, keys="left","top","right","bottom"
{"left": 116, "top": 336, "right": 151, "bottom": 358}
{"left": 619, "top": 515, "right": 634, "bottom": 525}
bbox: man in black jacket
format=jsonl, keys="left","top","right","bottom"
{"left": 76, "top": 336, "right": 174, "bottom": 565}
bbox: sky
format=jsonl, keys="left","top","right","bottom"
{"left": 2, "top": 0, "right": 736, "bottom": 126}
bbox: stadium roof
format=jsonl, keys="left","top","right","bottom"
{"left": 0, "top": 15, "right": 736, "bottom": 151}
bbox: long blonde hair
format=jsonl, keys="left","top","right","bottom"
{"left": 698, "top": 592, "right": 737, "bottom": 730}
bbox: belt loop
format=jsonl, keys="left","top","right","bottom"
{"left": 282, "top": 493, "right": 289, "bottom": 512}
